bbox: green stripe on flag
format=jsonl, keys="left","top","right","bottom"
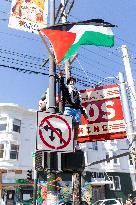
{"left": 63, "top": 31, "right": 114, "bottom": 61}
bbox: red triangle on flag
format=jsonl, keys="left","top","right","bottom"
{"left": 40, "top": 29, "right": 76, "bottom": 63}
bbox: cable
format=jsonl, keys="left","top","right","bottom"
{"left": 76, "top": 58, "right": 93, "bottom": 84}
{"left": 81, "top": 47, "right": 122, "bottom": 66}
{"left": 3, "top": 0, "right": 12, "bottom": 3}
{"left": 78, "top": 56, "right": 116, "bottom": 77}
{"left": 0, "top": 54, "right": 41, "bottom": 68}
{"left": 0, "top": 47, "right": 46, "bottom": 65}
{"left": 0, "top": 64, "right": 49, "bottom": 76}
{"left": 72, "top": 66, "right": 112, "bottom": 83}
{"left": 0, "top": 10, "right": 8, "bottom": 14}
{"left": 116, "top": 36, "right": 136, "bottom": 48}
{"left": 0, "top": 31, "right": 40, "bottom": 43}
{"left": 86, "top": 151, "right": 130, "bottom": 167}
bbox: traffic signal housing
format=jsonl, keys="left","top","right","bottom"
{"left": 27, "top": 169, "right": 32, "bottom": 180}
{"left": 61, "top": 150, "right": 85, "bottom": 172}
{"left": 42, "top": 152, "right": 58, "bottom": 171}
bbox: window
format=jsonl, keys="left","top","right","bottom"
{"left": 114, "top": 176, "right": 121, "bottom": 190}
{"left": 13, "top": 119, "right": 21, "bottom": 133}
{"left": 92, "top": 141, "right": 98, "bottom": 150}
{"left": 129, "top": 155, "right": 133, "bottom": 165}
{"left": 106, "top": 153, "right": 110, "bottom": 163}
{"left": 0, "top": 144, "right": 4, "bottom": 158}
{"left": 10, "top": 144, "right": 19, "bottom": 159}
{"left": 0, "top": 117, "right": 7, "bottom": 131}
{"left": 103, "top": 200, "right": 117, "bottom": 205}
{"left": 113, "top": 152, "right": 119, "bottom": 164}
{"left": 109, "top": 176, "right": 121, "bottom": 190}
{"left": 109, "top": 176, "right": 114, "bottom": 190}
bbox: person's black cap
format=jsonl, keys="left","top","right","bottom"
{"left": 67, "top": 76, "right": 76, "bottom": 85}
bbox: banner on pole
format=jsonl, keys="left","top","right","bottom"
{"left": 8, "top": 0, "right": 48, "bottom": 33}
{"left": 78, "top": 84, "right": 127, "bottom": 142}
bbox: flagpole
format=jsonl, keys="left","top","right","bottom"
{"left": 46, "top": 0, "right": 59, "bottom": 204}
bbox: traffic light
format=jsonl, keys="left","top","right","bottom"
{"left": 61, "top": 150, "right": 85, "bottom": 172}
{"left": 42, "top": 152, "right": 58, "bottom": 171}
{"left": 27, "top": 169, "right": 32, "bottom": 180}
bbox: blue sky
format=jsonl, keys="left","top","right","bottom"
{"left": 0, "top": 0, "right": 136, "bottom": 110}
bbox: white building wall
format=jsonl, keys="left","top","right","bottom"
{"left": 0, "top": 103, "right": 36, "bottom": 182}
{"left": 82, "top": 138, "right": 135, "bottom": 174}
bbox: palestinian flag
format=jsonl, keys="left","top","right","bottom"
{"left": 40, "top": 19, "right": 115, "bottom": 64}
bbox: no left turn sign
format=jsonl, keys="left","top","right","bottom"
{"left": 37, "top": 112, "right": 74, "bottom": 152}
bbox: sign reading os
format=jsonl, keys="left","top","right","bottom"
{"left": 78, "top": 84, "right": 126, "bottom": 142}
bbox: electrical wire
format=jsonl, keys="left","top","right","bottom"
{"left": 77, "top": 56, "right": 116, "bottom": 77}
{"left": 72, "top": 66, "right": 106, "bottom": 82}
{"left": 0, "top": 31, "right": 41, "bottom": 43}
{"left": 0, "top": 47, "right": 44, "bottom": 61}
{"left": 81, "top": 47, "right": 122, "bottom": 66}
{"left": 0, "top": 64, "right": 49, "bottom": 76}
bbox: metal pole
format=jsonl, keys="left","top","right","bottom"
{"left": 118, "top": 72, "right": 135, "bottom": 162}
{"left": 49, "top": 0, "right": 56, "bottom": 114}
{"left": 121, "top": 45, "right": 136, "bottom": 124}
{"left": 33, "top": 170, "right": 38, "bottom": 205}
{"left": 61, "top": 0, "right": 71, "bottom": 81}
{"left": 47, "top": 0, "right": 58, "bottom": 204}
{"left": 72, "top": 172, "right": 81, "bottom": 205}
{"left": 121, "top": 45, "right": 136, "bottom": 157}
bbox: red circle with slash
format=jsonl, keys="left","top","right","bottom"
{"left": 39, "top": 114, "right": 72, "bottom": 150}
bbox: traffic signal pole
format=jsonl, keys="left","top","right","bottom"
{"left": 46, "top": 0, "right": 58, "bottom": 204}
{"left": 49, "top": 0, "right": 56, "bottom": 114}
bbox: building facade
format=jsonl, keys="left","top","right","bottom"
{"left": 0, "top": 103, "right": 36, "bottom": 204}
{"left": 80, "top": 139, "right": 136, "bottom": 203}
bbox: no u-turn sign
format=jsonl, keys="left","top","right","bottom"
{"left": 36, "top": 112, "right": 74, "bottom": 152}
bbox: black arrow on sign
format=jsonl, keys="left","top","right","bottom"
{"left": 43, "top": 125, "right": 62, "bottom": 143}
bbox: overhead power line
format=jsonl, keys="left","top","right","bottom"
{"left": 86, "top": 151, "right": 130, "bottom": 166}
{"left": 81, "top": 47, "right": 122, "bottom": 65}
{"left": 0, "top": 64, "right": 49, "bottom": 76}
{"left": 0, "top": 47, "right": 47, "bottom": 66}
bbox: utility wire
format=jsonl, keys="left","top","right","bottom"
{"left": 78, "top": 56, "right": 116, "bottom": 77}
{"left": 86, "top": 151, "right": 130, "bottom": 166}
{"left": 73, "top": 66, "right": 112, "bottom": 83}
{"left": 0, "top": 54, "right": 41, "bottom": 68}
{"left": 0, "top": 47, "right": 47, "bottom": 65}
{"left": 0, "top": 64, "right": 49, "bottom": 76}
{"left": 81, "top": 47, "right": 122, "bottom": 66}
{"left": 0, "top": 31, "right": 40, "bottom": 43}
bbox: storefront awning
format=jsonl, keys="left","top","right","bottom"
{"left": 91, "top": 180, "right": 113, "bottom": 186}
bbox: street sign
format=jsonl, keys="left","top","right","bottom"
{"left": 78, "top": 84, "right": 126, "bottom": 142}
{"left": 37, "top": 112, "right": 74, "bottom": 152}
